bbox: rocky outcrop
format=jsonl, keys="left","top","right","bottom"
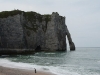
{"left": 65, "top": 26, "right": 75, "bottom": 50}
{"left": 0, "top": 10, "right": 75, "bottom": 52}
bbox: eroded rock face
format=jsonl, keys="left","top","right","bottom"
{"left": 65, "top": 25, "right": 75, "bottom": 50}
{"left": 0, "top": 14, "right": 25, "bottom": 48}
{"left": 0, "top": 10, "right": 75, "bottom": 51}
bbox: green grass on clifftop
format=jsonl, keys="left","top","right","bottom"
{"left": 0, "top": 9, "right": 51, "bottom": 32}
{"left": 0, "top": 10, "right": 23, "bottom": 18}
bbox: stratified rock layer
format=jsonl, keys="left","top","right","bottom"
{"left": 0, "top": 10, "right": 75, "bottom": 51}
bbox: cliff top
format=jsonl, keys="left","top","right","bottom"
{"left": 0, "top": 9, "right": 64, "bottom": 20}
{"left": 0, "top": 10, "right": 53, "bottom": 23}
{"left": 0, "top": 9, "right": 40, "bottom": 18}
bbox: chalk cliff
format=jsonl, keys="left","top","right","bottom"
{"left": 0, "top": 10, "right": 75, "bottom": 51}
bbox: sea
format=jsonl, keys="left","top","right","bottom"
{"left": 0, "top": 47, "right": 100, "bottom": 75}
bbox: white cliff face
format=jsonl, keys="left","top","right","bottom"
{"left": 0, "top": 14, "right": 25, "bottom": 48}
{"left": 0, "top": 10, "right": 75, "bottom": 51}
{"left": 45, "top": 12, "right": 66, "bottom": 51}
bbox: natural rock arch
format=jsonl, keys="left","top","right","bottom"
{"left": 65, "top": 25, "right": 75, "bottom": 51}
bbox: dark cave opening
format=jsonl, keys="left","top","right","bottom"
{"left": 35, "top": 45, "right": 41, "bottom": 52}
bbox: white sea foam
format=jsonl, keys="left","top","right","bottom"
{"left": 0, "top": 58, "right": 99, "bottom": 75}
{"left": 45, "top": 53, "right": 56, "bottom": 54}
{"left": 0, "top": 58, "right": 41, "bottom": 70}
{"left": 0, "top": 58, "right": 81, "bottom": 75}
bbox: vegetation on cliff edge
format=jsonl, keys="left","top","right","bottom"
{"left": 0, "top": 9, "right": 51, "bottom": 32}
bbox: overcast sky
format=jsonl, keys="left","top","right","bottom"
{"left": 0, "top": 0, "right": 100, "bottom": 47}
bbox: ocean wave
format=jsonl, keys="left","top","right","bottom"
{"left": 0, "top": 58, "right": 40, "bottom": 70}
{"left": 0, "top": 58, "right": 100, "bottom": 75}
{"left": 45, "top": 53, "right": 56, "bottom": 54}
{"left": 0, "top": 58, "right": 81, "bottom": 75}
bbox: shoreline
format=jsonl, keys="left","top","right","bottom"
{"left": 0, "top": 49, "right": 35, "bottom": 55}
{"left": 0, "top": 66, "right": 56, "bottom": 75}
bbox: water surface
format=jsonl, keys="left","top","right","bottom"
{"left": 0, "top": 47, "right": 100, "bottom": 75}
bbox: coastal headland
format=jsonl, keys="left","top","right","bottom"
{"left": 0, "top": 10, "right": 75, "bottom": 55}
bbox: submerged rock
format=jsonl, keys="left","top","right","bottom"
{"left": 0, "top": 10, "right": 75, "bottom": 52}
